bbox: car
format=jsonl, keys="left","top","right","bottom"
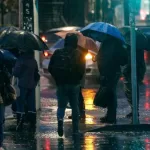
{"left": 42, "top": 38, "right": 99, "bottom": 79}
{"left": 40, "top": 26, "right": 81, "bottom": 48}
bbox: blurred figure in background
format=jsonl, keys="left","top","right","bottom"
{"left": 122, "top": 46, "right": 146, "bottom": 119}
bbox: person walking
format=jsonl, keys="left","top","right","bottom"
{"left": 13, "top": 51, "right": 40, "bottom": 131}
{"left": 122, "top": 46, "right": 146, "bottom": 119}
{"left": 96, "top": 37, "right": 128, "bottom": 124}
{"left": 48, "top": 33, "right": 85, "bottom": 137}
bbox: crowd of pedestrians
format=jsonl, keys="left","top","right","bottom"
{"left": 48, "top": 32, "right": 146, "bottom": 137}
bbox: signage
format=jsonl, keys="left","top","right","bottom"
{"left": 23, "top": 0, "right": 34, "bottom": 32}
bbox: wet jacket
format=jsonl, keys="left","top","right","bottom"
{"left": 97, "top": 38, "right": 128, "bottom": 82}
{"left": 49, "top": 33, "right": 85, "bottom": 86}
{"left": 13, "top": 54, "right": 39, "bottom": 89}
{"left": 49, "top": 47, "right": 85, "bottom": 85}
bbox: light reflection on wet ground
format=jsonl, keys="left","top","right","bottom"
{"left": 3, "top": 51, "right": 150, "bottom": 149}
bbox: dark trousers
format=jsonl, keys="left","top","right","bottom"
{"left": 78, "top": 87, "right": 85, "bottom": 115}
{"left": 124, "top": 76, "right": 140, "bottom": 113}
{"left": 16, "top": 87, "right": 36, "bottom": 124}
{"left": 100, "top": 74, "right": 120, "bottom": 121}
{"left": 57, "top": 84, "right": 80, "bottom": 132}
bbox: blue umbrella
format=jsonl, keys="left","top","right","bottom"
{"left": 80, "top": 22, "right": 125, "bottom": 43}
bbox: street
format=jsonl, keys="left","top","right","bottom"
{"left": 2, "top": 56, "right": 150, "bottom": 150}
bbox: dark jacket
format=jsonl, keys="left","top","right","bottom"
{"left": 122, "top": 46, "right": 146, "bottom": 82}
{"left": 13, "top": 54, "right": 39, "bottom": 89}
{"left": 49, "top": 47, "right": 85, "bottom": 85}
{"left": 97, "top": 38, "right": 128, "bottom": 80}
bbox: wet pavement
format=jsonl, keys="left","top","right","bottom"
{"left": 3, "top": 53, "right": 150, "bottom": 149}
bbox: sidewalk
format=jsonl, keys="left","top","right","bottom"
{"left": 3, "top": 74, "right": 150, "bottom": 150}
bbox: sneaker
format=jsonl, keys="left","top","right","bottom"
{"left": 58, "top": 120, "right": 63, "bottom": 137}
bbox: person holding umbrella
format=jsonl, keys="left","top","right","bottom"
{"left": 13, "top": 50, "right": 40, "bottom": 131}
{"left": 81, "top": 22, "right": 128, "bottom": 123}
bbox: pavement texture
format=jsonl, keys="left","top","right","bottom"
{"left": 3, "top": 62, "right": 150, "bottom": 149}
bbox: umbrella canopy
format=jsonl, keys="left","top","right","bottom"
{"left": 0, "top": 49, "right": 17, "bottom": 66}
{"left": 0, "top": 26, "right": 19, "bottom": 35}
{"left": 55, "top": 31, "right": 99, "bottom": 52}
{"left": 119, "top": 26, "right": 148, "bottom": 50}
{"left": 0, "top": 31, "right": 49, "bottom": 52}
{"left": 80, "top": 22, "right": 125, "bottom": 43}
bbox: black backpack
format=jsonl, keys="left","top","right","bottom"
{"left": 48, "top": 48, "right": 76, "bottom": 81}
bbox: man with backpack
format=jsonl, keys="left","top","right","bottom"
{"left": 48, "top": 33, "right": 85, "bottom": 137}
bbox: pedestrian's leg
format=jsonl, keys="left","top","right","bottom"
{"left": 16, "top": 87, "right": 27, "bottom": 131}
{"left": 56, "top": 86, "right": 68, "bottom": 137}
{"left": 124, "top": 77, "right": 139, "bottom": 118}
{"left": 0, "top": 105, "right": 4, "bottom": 148}
{"left": 26, "top": 89, "right": 36, "bottom": 129}
{"left": 78, "top": 87, "right": 85, "bottom": 119}
{"left": 68, "top": 85, "right": 80, "bottom": 133}
{"left": 106, "top": 88, "right": 117, "bottom": 123}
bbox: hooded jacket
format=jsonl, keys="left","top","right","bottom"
{"left": 48, "top": 33, "right": 85, "bottom": 85}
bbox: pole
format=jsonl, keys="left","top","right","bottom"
{"left": 19, "top": 0, "right": 23, "bottom": 29}
{"left": 1, "top": 0, "right": 4, "bottom": 26}
{"left": 33, "top": 0, "right": 41, "bottom": 111}
{"left": 129, "top": 0, "right": 138, "bottom": 124}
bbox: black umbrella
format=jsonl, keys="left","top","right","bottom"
{"left": 0, "top": 26, "right": 19, "bottom": 35}
{"left": 0, "top": 49, "right": 17, "bottom": 68}
{"left": 119, "top": 26, "right": 148, "bottom": 50}
{"left": 0, "top": 30, "right": 49, "bottom": 52}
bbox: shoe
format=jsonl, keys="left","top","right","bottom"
{"left": 100, "top": 116, "right": 116, "bottom": 124}
{"left": 58, "top": 120, "right": 63, "bottom": 137}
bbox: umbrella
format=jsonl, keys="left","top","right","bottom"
{"left": 80, "top": 22, "right": 125, "bottom": 43}
{"left": 0, "top": 31, "right": 49, "bottom": 52}
{"left": 55, "top": 31, "right": 99, "bottom": 52}
{"left": 0, "top": 26, "right": 19, "bottom": 35}
{"left": 0, "top": 49, "right": 17, "bottom": 66}
{"left": 119, "top": 26, "right": 148, "bottom": 50}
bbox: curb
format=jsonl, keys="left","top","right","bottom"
{"left": 86, "top": 124, "right": 150, "bottom": 132}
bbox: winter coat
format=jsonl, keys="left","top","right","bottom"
{"left": 97, "top": 38, "right": 128, "bottom": 81}
{"left": 13, "top": 54, "right": 39, "bottom": 89}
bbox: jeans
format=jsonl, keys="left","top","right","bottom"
{"left": 16, "top": 87, "right": 36, "bottom": 114}
{"left": 0, "top": 105, "right": 5, "bottom": 147}
{"left": 57, "top": 84, "right": 80, "bottom": 131}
